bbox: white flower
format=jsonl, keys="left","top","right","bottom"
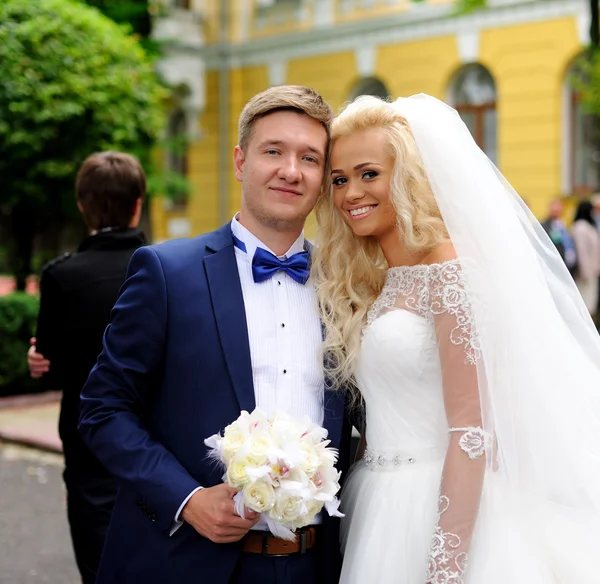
{"left": 247, "top": 431, "right": 273, "bottom": 465}
{"left": 294, "top": 441, "right": 320, "bottom": 475}
{"left": 269, "top": 491, "right": 304, "bottom": 524}
{"left": 457, "top": 427, "right": 489, "bottom": 460}
{"left": 221, "top": 426, "right": 247, "bottom": 465}
{"left": 294, "top": 499, "right": 324, "bottom": 528}
{"left": 268, "top": 458, "right": 291, "bottom": 483}
{"left": 312, "top": 465, "right": 341, "bottom": 501}
{"left": 204, "top": 407, "right": 344, "bottom": 539}
{"left": 226, "top": 458, "right": 251, "bottom": 489}
{"left": 243, "top": 481, "right": 275, "bottom": 513}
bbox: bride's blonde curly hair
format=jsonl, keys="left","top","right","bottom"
{"left": 312, "top": 96, "right": 449, "bottom": 395}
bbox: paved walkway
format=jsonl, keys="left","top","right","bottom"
{"left": 0, "top": 392, "right": 62, "bottom": 453}
{"left": 0, "top": 442, "right": 79, "bottom": 583}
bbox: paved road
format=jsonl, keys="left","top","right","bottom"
{"left": 0, "top": 442, "right": 79, "bottom": 584}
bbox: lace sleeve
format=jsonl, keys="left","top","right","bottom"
{"left": 425, "top": 260, "right": 487, "bottom": 584}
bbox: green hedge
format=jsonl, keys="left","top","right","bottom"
{"left": 0, "top": 292, "right": 40, "bottom": 396}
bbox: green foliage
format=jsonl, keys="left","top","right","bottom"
{"left": 451, "top": 0, "right": 486, "bottom": 13}
{"left": 81, "top": 0, "right": 161, "bottom": 54}
{"left": 82, "top": 0, "right": 150, "bottom": 34}
{"left": 411, "top": 0, "right": 486, "bottom": 14}
{"left": 0, "top": 0, "right": 167, "bottom": 211}
{"left": 0, "top": 293, "right": 40, "bottom": 394}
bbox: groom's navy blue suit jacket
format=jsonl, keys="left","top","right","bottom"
{"left": 78, "top": 223, "right": 352, "bottom": 584}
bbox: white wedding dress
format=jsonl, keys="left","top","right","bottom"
{"left": 339, "top": 260, "right": 600, "bottom": 584}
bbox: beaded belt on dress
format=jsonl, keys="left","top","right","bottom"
{"left": 363, "top": 448, "right": 443, "bottom": 470}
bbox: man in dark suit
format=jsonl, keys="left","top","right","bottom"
{"left": 29, "top": 152, "right": 147, "bottom": 583}
{"left": 78, "top": 85, "right": 351, "bottom": 584}
{"left": 541, "top": 198, "right": 577, "bottom": 274}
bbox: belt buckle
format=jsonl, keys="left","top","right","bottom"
{"left": 260, "top": 530, "right": 307, "bottom": 557}
{"left": 299, "top": 530, "right": 307, "bottom": 554}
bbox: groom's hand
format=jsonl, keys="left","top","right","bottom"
{"left": 181, "top": 484, "right": 260, "bottom": 543}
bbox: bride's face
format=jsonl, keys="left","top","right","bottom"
{"left": 330, "top": 127, "right": 397, "bottom": 240}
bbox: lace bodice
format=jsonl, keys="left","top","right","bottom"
{"left": 364, "top": 259, "right": 480, "bottom": 364}
{"left": 356, "top": 259, "right": 486, "bottom": 584}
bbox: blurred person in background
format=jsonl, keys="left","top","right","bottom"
{"left": 541, "top": 198, "right": 577, "bottom": 274}
{"left": 591, "top": 193, "right": 600, "bottom": 317}
{"left": 591, "top": 193, "right": 600, "bottom": 232}
{"left": 571, "top": 200, "right": 600, "bottom": 318}
{"left": 27, "top": 152, "right": 147, "bottom": 584}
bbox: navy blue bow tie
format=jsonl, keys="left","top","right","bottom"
{"left": 252, "top": 247, "right": 310, "bottom": 285}
{"left": 233, "top": 234, "right": 310, "bottom": 285}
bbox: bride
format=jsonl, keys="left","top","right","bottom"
{"left": 311, "top": 94, "right": 600, "bottom": 583}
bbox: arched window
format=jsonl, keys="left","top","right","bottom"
{"left": 349, "top": 77, "right": 391, "bottom": 101}
{"left": 565, "top": 61, "right": 599, "bottom": 194}
{"left": 449, "top": 64, "right": 497, "bottom": 164}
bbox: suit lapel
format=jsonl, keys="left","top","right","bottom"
{"left": 204, "top": 226, "right": 256, "bottom": 414}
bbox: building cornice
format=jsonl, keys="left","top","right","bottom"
{"left": 195, "top": 0, "right": 585, "bottom": 69}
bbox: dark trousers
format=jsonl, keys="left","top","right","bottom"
{"left": 230, "top": 549, "right": 319, "bottom": 584}
{"left": 65, "top": 473, "right": 117, "bottom": 584}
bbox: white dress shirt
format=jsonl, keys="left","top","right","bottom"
{"left": 231, "top": 216, "right": 324, "bottom": 427}
{"left": 172, "top": 217, "right": 324, "bottom": 534}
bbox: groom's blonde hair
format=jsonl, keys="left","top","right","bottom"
{"left": 238, "top": 85, "right": 333, "bottom": 150}
{"left": 311, "top": 95, "right": 448, "bottom": 395}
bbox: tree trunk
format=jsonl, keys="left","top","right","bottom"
{"left": 9, "top": 201, "right": 35, "bottom": 292}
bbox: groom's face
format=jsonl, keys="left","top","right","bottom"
{"left": 234, "top": 110, "right": 327, "bottom": 233}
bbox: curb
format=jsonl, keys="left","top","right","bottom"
{"left": 0, "top": 391, "right": 63, "bottom": 454}
{"left": 0, "top": 434, "right": 63, "bottom": 455}
{"left": 0, "top": 391, "right": 61, "bottom": 409}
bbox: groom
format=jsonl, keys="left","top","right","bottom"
{"left": 78, "top": 85, "right": 352, "bottom": 584}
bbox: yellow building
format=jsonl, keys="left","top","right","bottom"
{"left": 152, "top": 0, "right": 596, "bottom": 241}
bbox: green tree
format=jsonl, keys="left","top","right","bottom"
{"left": 81, "top": 0, "right": 162, "bottom": 55}
{"left": 0, "top": 0, "right": 167, "bottom": 290}
{"left": 82, "top": 0, "right": 151, "bottom": 37}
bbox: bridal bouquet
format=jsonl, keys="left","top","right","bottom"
{"left": 204, "top": 408, "right": 343, "bottom": 540}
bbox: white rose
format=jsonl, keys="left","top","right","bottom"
{"left": 297, "top": 499, "right": 323, "bottom": 528}
{"left": 222, "top": 426, "right": 247, "bottom": 465}
{"left": 299, "top": 443, "right": 321, "bottom": 475}
{"left": 269, "top": 491, "right": 304, "bottom": 524}
{"left": 243, "top": 481, "right": 275, "bottom": 513}
{"left": 226, "top": 459, "right": 251, "bottom": 489}
{"left": 247, "top": 432, "right": 273, "bottom": 465}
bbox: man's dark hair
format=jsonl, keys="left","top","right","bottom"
{"left": 75, "top": 151, "right": 146, "bottom": 230}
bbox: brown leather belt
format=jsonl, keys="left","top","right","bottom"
{"left": 241, "top": 527, "right": 317, "bottom": 556}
